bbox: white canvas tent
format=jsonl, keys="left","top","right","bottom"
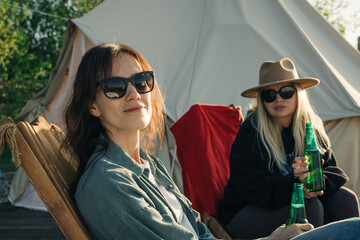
{"left": 9, "top": 0, "right": 360, "bottom": 210}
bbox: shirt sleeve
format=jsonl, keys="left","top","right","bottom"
{"left": 321, "top": 148, "right": 349, "bottom": 197}
{"left": 228, "top": 121, "right": 294, "bottom": 210}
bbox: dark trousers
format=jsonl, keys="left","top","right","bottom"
{"left": 225, "top": 187, "right": 359, "bottom": 239}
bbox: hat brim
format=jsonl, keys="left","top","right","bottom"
{"left": 241, "top": 78, "right": 320, "bottom": 98}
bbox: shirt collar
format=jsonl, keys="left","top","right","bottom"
{"left": 90, "top": 134, "right": 156, "bottom": 177}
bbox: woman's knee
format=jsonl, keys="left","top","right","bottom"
{"left": 327, "top": 187, "right": 359, "bottom": 211}
{"left": 336, "top": 187, "right": 359, "bottom": 204}
{"left": 333, "top": 187, "right": 359, "bottom": 215}
{"left": 305, "top": 197, "right": 324, "bottom": 227}
{"left": 225, "top": 204, "right": 290, "bottom": 238}
{"left": 322, "top": 187, "right": 360, "bottom": 222}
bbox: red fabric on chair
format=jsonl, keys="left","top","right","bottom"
{"left": 170, "top": 104, "right": 241, "bottom": 217}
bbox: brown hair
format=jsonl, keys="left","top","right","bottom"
{"left": 64, "top": 43, "right": 165, "bottom": 195}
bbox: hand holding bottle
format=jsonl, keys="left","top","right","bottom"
{"left": 292, "top": 157, "right": 308, "bottom": 182}
{"left": 292, "top": 157, "right": 324, "bottom": 199}
{"left": 268, "top": 223, "right": 314, "bottom": 240}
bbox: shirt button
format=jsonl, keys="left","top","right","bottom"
{"left": 168, "top": 184, "right": 174, "bottom": 190}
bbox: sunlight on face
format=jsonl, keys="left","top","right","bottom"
{"left": 90, "top": 55, "right": 152, "bottom": 136}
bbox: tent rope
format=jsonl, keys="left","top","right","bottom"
{"left": 0, "top": 122, "right": 21, "bottom": 167}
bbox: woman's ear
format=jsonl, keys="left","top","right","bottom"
{"left": 89, "top": 103, "right": 101, "bottom": 117}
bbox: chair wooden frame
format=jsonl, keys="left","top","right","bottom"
{"left": 203, "top": 212, "right": 234, "bottom": 240}
{"left": 0, "top": 117, "right": 90, "bottom": 240}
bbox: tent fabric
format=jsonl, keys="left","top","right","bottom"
{"left": 72, "top": 0, "right": 360, "bottom": 121}
{"left": 324, "top": 117, "right": 360, "bottom": 193}
{"left": 157, "top": 116, "right": 184, "bottom": 193}
{"left": 9, "top": 0, "right": 360, "bottom": 208}
{"left": 44, "top": 29, "right": 94, "bottom": 128}
{"left": 170, "top": 104, "right": 241, "bottom": 217}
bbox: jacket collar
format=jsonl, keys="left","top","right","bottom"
{"left": 90, "top": 134, "right": 156, "bottom": 177}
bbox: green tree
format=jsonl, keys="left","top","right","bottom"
{"left": 309, "top": 0, "right": 349, "bottom": 34}
{"left": 0, "top": 0, "right": 103, "bottom": 168}
{"left": 0, "top": 0, "right": 104, "bottom": 120}
{"left": 308, "top": 0, "right": 360, "bottom": 36}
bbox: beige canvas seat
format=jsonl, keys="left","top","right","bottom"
{"left": 0, "top": 116, "right": 90, "bottom": 240}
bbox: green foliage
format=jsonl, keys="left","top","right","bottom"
{"left": 0, "top": 0, "right": 104, "bottom": 120}
{"left": 0, "top": 145, "right": 13, "bottom": 169}
{"left": 308, "top": 0, "right": 359, "bottom": 36}
{"left": 0, "top": 0, "right": 103, "bottom": 166}
{"left": 312, "top": 0, "right": 348, "bottom": 34}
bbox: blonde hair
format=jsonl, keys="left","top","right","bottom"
{"left": 249, "top": 84, "right": 330, "bottom": 172}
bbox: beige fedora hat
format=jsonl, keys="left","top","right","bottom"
{"left": 241, "top": 58, "right": 320, "bottom": 98}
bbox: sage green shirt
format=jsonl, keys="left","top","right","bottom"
{"left": 75, "top": 135, "right": 216, "bottom": 240}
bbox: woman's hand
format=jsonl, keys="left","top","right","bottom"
{"left": 303, "top": 189, "right": 324, "bottom": 199}
{"left": 292, "top": 157, "right": 324, "bottom": 199}
{"left": 292, "top": 157, "right": 308, "bottom": 183}
{"left": 268, "top": 223, "right": 314, "bottom": 240}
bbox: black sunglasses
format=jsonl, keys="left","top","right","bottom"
{"left": 260, "top": 85, "right": 296, "bottom": 103}
{"left": 96, "top": 71, "right": 154, "bottom": 99}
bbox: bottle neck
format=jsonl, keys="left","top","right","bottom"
{"left": 305, "top": 123, "right": 319, "bottom": 151}
{"left": 291, "top": 183, "right": 305, "bottom": 206}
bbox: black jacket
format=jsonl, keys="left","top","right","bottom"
{"left": 218, "top": 114, "right": 348, "bottom": 226}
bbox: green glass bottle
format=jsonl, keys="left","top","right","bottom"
{"left": 285, "top": 183, "right": 308, "bottom": 227}
{"left": 304, "top": 123, "right": 325, "bottom": 192}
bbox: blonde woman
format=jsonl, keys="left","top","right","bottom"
{"left": 218, "top": 58, "right": 359, "bottom": 239}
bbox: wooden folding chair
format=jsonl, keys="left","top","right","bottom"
{"left": 0, "top": 116, "right": 90, "bottom": 240}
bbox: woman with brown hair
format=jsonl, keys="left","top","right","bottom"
{"left": 64, "top": 43, "right": 215, "bottom": 240}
